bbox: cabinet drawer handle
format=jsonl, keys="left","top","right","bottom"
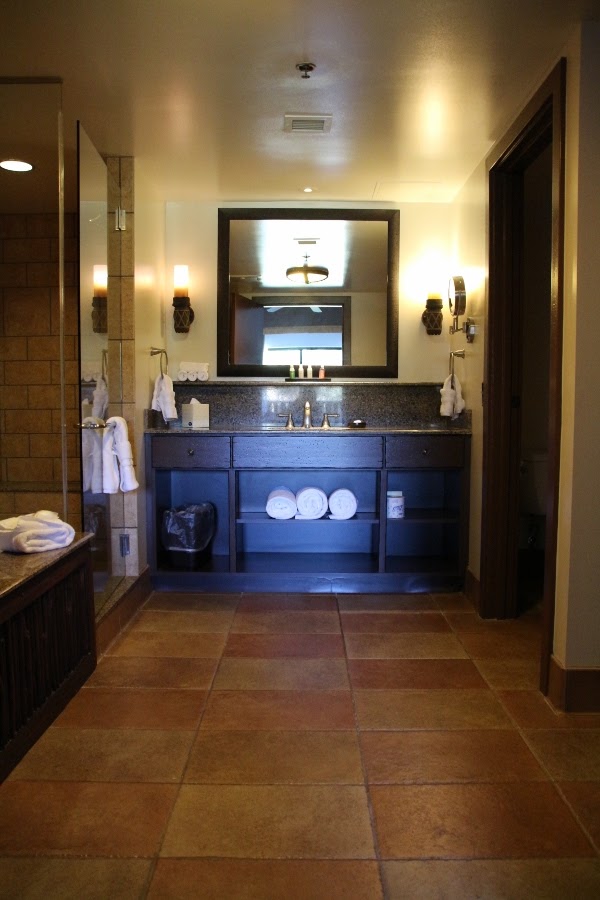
{"left": 422, "top": 448, "right": 429, "bottom": 456}
{"left": 187, "top": 448, "right": 195, "bottom": 456}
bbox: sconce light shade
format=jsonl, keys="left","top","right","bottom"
{"left": 172, "top": 265, "right": 194, "bottom": 333}
{"left": 286, "top": 254, "right": 329, "bottom": 285}
{"left": 91, "top": 264, "right": 108, "bottom": 334}
{"left": 421, "top": 294, "right": 443, "bottom": 335}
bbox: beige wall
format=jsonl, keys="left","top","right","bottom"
{"left": 554, "top": 23, "right": 600, "bottom": 668}
{"left": 163, "top": 201, "right": 455, "bottom": 384}
{"left": 449, "top": 162, "right": 487, "bottom": 580}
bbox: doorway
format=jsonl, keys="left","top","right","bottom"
{"left": 480, "top": 61, "right": 566, "bottom": 693}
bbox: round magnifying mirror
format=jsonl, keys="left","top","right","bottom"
{"left": 448, "top": 275, "right": 466, "bottom": 316}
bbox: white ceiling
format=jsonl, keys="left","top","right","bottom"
{"left": 1, "top": 1, "right": 600, "bottom": 205}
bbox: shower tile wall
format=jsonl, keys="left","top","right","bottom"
{"left": 0, "top": 212, "right": 81, "bottom": 525}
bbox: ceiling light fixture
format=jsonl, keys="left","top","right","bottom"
{"left": 286, "top": 253, "right": 329, "bottom": 285}
{"left": 0, "top": 158, "right": 33, "bottom": 172}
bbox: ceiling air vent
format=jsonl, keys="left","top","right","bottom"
{"left": 284, "top": 113, "right": 332, "bottom": 133}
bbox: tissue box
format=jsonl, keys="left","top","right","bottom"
{"left": 181, "top": 402, "right": 209, "bottom": 428}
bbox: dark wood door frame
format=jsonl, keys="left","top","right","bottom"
{"left": 480, "top": 60, "right": 566, "bottom": 693}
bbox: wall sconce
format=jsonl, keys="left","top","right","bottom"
{"left": 172, "top": 265, "right": 195, "bottom": 333}
{"left": 421, "top": 293, "right": 443, "bottom": 335}
{"left": 448, "top": 275, "right": 475, "bottom": 342}
{"left": 91, "top": 265, "right": 107, "bottom": 333}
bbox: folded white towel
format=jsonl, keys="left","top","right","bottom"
{"left": 92, "top": 375, "right": 109, "bottom": 419}
{"left": 82, "top": 416, "right": 104, "bottom": 493}
{"left": 296, "top": 486, "right": 328, "bottom": 519}
{"left": 106, "top": 416, "right": 139, "bottom": 492}
{"left": 102, "top": 424, "right": 120, "bottom": 494}
{"left": 440, "top": 375, "right": 466, "bottom": 419}
{"left": 328, "top": 488, "right": 358, "bottom": 520}
{"left": 0, "top": 510, "right": 75, "bottom": 553}
{"left": 266, "top": 487, "right": 297, "bottom": 519}
{"left": 151, "top": 373, "right": 178, "bottom": 422}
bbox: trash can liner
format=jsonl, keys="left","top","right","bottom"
{"left": 161, "top": 503, "right": 216, "bottom": 554}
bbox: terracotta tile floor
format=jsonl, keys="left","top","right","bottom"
{"left": 1, "top": 591, "right": 599, "bottom": 899}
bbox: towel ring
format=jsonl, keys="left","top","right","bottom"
{"left": 150, "top": 347, "right": 169, "bottom": 377}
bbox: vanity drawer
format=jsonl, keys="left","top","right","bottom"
{"left": 151, "top": 435, "right": 231, "bottom": 468}
{"left": 233, "top": 435, "right": 383, "bottom": 469}
{"left": 385, "top": 435, "right": 465, "bottom": 468}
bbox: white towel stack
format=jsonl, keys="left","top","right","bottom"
{"left": 265, "top": 486, "right": 358, "bottom": 520}
{"left": 328, "top": 488, "right": 358, "bottom": 520}
{"left": 177, "top": 362, "right": 209, "bottom": 382}
{"left": 295, "top": 486, "right": 329, "bottom": 520}
{"left": 265, "top": 487, "right": 297, "bottom": 519}
{"left": 0, "top": 510, "right": 75, "bottom": 554}
{"left": 151, "top": 373, "right": 178, "bottom": 422}
{"left": 440, "top": 375, "right": 466, "bottom": 420}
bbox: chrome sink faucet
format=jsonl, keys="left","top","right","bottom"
{"left": 303, "top": 400, "right": 312, "bottom": 428}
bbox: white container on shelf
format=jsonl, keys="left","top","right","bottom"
{"left": 386, "top": 490, "right": 405, "bottom": 518}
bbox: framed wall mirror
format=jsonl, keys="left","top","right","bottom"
{"left": 217, "top": 208, "right": 399, "bottom": 378}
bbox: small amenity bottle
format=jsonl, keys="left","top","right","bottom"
{"left": 387, "top": 490, "right": 405, "bottom": 518}
{"left": 319, "top": 364, "right": 325, "bottom": 379}
{"left": 289, "top": 364, "right": 295, "bottom": 379}
{"left": 307, "top": 364, "right": 313, "bottom": 379}
{"left": 298, "top": 363, "right": 305, "bottom": 378}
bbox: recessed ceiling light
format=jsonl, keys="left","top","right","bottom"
{"left": 0, "top": 159, "right": 34, "bottom": 172}
{"left": 303, "top": 187, "right": 313, "bottom": 193}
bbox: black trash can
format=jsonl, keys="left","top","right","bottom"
{"left": 161, "top": 503, "right": 216, "bottom": 569}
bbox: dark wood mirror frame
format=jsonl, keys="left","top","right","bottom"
{"left": 217, "top": 208, "right": 399, "bottom": 378}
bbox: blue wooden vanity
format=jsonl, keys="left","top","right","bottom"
{"left": 145, "top": 427, "right": 470, "bottom": 593}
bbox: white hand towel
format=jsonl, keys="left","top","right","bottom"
{"left": 82, "top": 416, "right": 104, "bottom": 493}
{"left": 452, "top": 375, "right": 466, "bottom": 419}
{"left": 0, "top": 510, "right": 75, "bottom": 553}
{"left": 295, "top": 486, "right": 328, "bottom": 519}
{"left": 92, "top": 375, "right": 109, "bottom": 419}
{"left": 328, "top": 488, "right": 358, "bottom": 520}
{"left": 151, "top": 373, "right": 178, "bottom": 422}
{"left": 102, "top": 424, "right": 120, "bottom": 494}
{"left": 106, "top": 416, "right": 139, "bottom": 492}
{"left": 440, "top": 376, "right": 456, "bottom": 417}
{"left": 266, "top": 487, "right": 297, "bottom": 519}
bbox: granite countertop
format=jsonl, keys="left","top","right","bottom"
{"left": 0, "top": 533, "right": 92, "bottom": 601}
{"left": 146, "top": 423, "right": 472, "bottom": 436}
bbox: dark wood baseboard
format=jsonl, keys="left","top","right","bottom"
{"left": 96, "top": 569, "right": 152, "bottom": 655}
{"left": 548, "top": 655, "right": 600, "bottom": 712}
{"left": 465, "top": 568, "right": 481, "bottom": 615}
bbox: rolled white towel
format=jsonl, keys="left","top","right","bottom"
{"left": 266, "top": 487, "right": 297, "bottom": 519}
{"left": 296, "top": 486, "right": 328, "bottom": 519}
{"left": 177, "top": 369, "right": 187, "bottom": 381}
{"left": 328, "top": 488, "right": 358, "bottom": 520}
{"left": 0, "top": 510, "right": 75, "bottom": 553}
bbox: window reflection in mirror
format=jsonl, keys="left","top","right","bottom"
{"left": 218, "top": 209, "right": 399, "bottom": 378}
